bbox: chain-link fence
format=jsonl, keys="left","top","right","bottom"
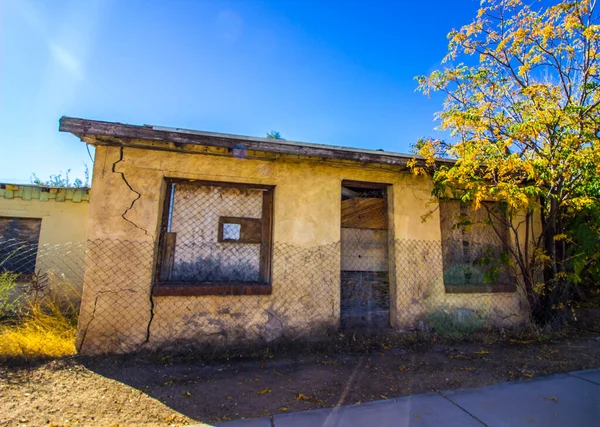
{"left": 3, "top": 232, "right": 595, "bottom": 359}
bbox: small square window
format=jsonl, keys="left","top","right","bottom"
{"left": 222, "top": 223, "right": 241, "bottom": 241}
{"left": 217, "top": 216, "right": 262, "bottom": 244}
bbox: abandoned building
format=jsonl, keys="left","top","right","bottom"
{"left": 59, "top": 116, "right": 534, "bottom": 354}
{"left": 0, "top": 182, "right": 89, "bottom": 287}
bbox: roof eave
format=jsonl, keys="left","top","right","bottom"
{"left": 59, "top": 116, "right": 455, "bottom": 168}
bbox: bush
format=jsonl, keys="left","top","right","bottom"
{"left": 426, "top": 308, "right": 486, "bottom": 340}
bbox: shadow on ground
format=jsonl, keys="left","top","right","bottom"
{"left": 79, "top": 333, "right": 600, "bottom": 424}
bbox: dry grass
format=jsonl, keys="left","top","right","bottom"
{"left": 0, "top": 277, "right": 79, "bottom": 361}
{"left": 0, "top": 303, "right": 77, "bottom": 360}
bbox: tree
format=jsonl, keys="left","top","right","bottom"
{"left": 266, "top": 131, "right": 284, "bottom": 140}
{"left": 412, "top": 0, "right": 600, "bottom": 324}
{"left": 31, "top": 165, "right": 90, "bottom": 188}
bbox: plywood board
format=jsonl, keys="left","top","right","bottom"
{"left": 341, "top": 228, "right": 388, "bottom": 272}
{"left": 340, "top": 271, "right": 390, "bottom": 329}
{"left": 341, "top": 198, "right": 387, "bottom": 229}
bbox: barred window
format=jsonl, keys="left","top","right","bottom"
{"left": 0, "top": 216, "right": 42, "bottom": 276}
{"left": 154, "top": 180, "right": 274, "bottom": 296}
{"left": 439, "top": 201, "right": 515, "bottom": 293}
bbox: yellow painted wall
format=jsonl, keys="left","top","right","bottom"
{"left": 0, "top": 194, "right": 89, "bottom": 288}
{"left": 77, "top": 144, "right": 531, "bottom": 354}
{"left": 0, "top": 197, "right": 89, "bottom": 245}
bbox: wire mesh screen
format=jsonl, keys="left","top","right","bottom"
{"left": 157, "top": 181, "right": 272, "bottom": 284}
{"left": 0, "top": 235, "right": 592, "bottom": 357}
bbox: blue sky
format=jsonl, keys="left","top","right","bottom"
{"left": 1, "top": 0, "right": 480, "bottom": 184}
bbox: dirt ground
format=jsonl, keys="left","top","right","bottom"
{"left": 1, "top": 332, "right": 599, "bottom": 427}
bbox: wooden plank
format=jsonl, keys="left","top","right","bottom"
{"left": 153, "top": 283, "right": 272, "bottom": 296}
{"left": 259, "top": 189, "right": 274, "bottom": 284}
{"left": 342, "top": 180, "right": 390, "bottom": 190}
{"left": 158, "top": 232, "right": 177, "bottom": 281}
{"left": 341, "top": 198, "right": 387, "bottom": 229}
{"left": 166, "top": 178, "right": 274, "bottom": 191}
{"left": 341, "top": 228, "right": 389, "bottom": 271}
{"left": 217, "top": 217, "right": 262, "bottom": 243}
{"left": 59, "top": 117, "right": 451, "bottom": 168}
{"left": 154, "top": 182, "right": 175, "bottom": 284}
{"left": 340, "top": 271, "right": 390, "bottom": 329}
{"left": 444, "top": 283, "right": 516, "bottom": 294}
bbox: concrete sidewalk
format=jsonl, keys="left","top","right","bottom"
{"left": 215, "top": 369, "right": 600, "bottom": 427}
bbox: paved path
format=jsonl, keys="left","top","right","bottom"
{"left": 211, "top": 369, "right": 600, "bottom": 427}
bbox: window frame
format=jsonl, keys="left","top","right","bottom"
{"left": 153, "top": 178, "right": 274, "bottom": 297}
{"left": 0, "top": 216, "right": 42, "bottom": 279}
{"left": 439, "top": 200, "right": 516, "bottom": 294}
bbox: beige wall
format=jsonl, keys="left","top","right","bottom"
{"left": 0, "top": 197, "right": 89, "bottom": 245}
{"left": 0, "top": 193, "right": 89, "bottom": 289}
{"left": 77, "top": 144, "right": 531, "bottom": 354}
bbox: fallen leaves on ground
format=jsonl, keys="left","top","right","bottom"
{"left": 296, "top": 393, "right": 323, "bottom": 404}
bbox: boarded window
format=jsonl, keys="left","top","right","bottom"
{"left": 0, "top": 217, "right": 42, "bottom": 276}
{"left": 439, "top": 201, "right": 515, "bottom": 293}
{"left": 155, "top": 180, "right": 274, "bottom": 294}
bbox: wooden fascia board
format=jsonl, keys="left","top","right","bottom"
{"left": 60, "top": 116, "right": 453, "bottom": 168}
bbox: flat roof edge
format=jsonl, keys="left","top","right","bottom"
{"left": 59, "top": 116, "right": 455, "bottom": 167}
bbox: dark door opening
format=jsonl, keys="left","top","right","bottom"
{"left": 340, "top": 181, "right": 390, "bottom": 330}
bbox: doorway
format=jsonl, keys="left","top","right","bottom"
{"left": 340, "top": 180, "right": 390, "bottom": 329}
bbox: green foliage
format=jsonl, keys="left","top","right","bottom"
{"left": 31, "top": 165, "right": 89, "bottom": 188}
{"left": 443, "top": 264, "right": 488, "bottom": 285}
{"left": 0, "top": 271, "right": 20, "bottom": 319}
{"left": 412, "top": 0, "right": 600, "bottom": 323}
{"left": 427, "top": 308, "right": 486, "bottom": 340}
{"left": 266, "top": 131, "right": 284, "bottom": 140}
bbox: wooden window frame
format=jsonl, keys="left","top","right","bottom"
{"left": 153, "top": 179, "right": 274, "bottom": 296}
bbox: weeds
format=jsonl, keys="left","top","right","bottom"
{"left": 0, "top": 303, "right": 77, "bottom": 359}
{"left": 0, "top": 274, "right": 79, "bottom": 361}
{"left": 427, "top": 308, "right": 486, "bottom": 340}
{"left": 0, "top": 270, "right": 20, "bottom": 318}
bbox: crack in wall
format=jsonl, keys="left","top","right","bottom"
{"left": 109, "top": 147, "right": 157, "bottom": 348}
{"left": 144, "top": 285, "right": 156, "bottom": 345}
{"left": 78, "top": 288, "right": 137, "bottom": 351}
{"left": 111, "top": 147, "right": 151, "bottom": 237}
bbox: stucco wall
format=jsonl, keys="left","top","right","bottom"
{"left": 77, "top": 144, "right": 531, "bottom": 353}
{"left": 0, "top": 194, "right": 89, "bottom": 288}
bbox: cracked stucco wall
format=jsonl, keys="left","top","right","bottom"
{"left": 77, "top": 144, "right": 531, "bottom": 354}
